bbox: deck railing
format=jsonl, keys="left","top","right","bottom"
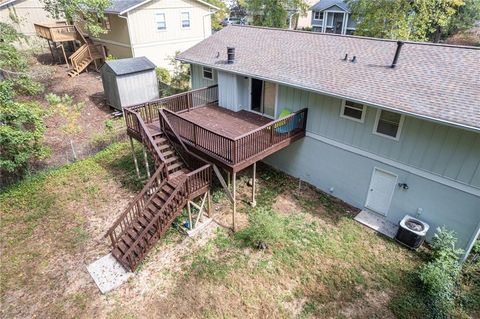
{"left": 162, "top": 108, "right": 308, "bottom": 165}
{"left": 105, "top": 166, "right": 166, "bottom": 248}
{"left": 125, "top": 85, "right": 218, "bottom": 124}
{"left": 34, "top": 23, "right": 78, "bottom": 42}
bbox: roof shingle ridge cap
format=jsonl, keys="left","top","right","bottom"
{"left": 229, "top": 25, "right": 480, "bottom": 50}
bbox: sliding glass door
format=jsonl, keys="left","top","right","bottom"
{"left": 250, "top": 78, "right": 276, "bottom": 118}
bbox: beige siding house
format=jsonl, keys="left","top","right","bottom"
{"left": 0, "top": 0, "right": 59, "bottom": 37}
{"left": 93, "top": 0, "right": 217, "bottom": 68}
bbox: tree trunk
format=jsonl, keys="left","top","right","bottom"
{"left": 433, "top": 26, "right": 442, "bottom": 43}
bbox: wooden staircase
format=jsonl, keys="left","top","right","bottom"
{"left": 106, "top": 109, "right": 212, "bottom": 271}
{"left": 67, "top": 35, "right": 104, "bottom": 77}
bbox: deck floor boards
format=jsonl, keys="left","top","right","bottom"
{"left": 146, "top": 105, "right": 271, "bottom": 139}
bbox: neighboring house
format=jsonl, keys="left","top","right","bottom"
{"left": 178, "top": 26, "right": 480, "bottom": 258}
{"left": 0, "top": 0, "right": 59, "bottom": 37}
{"left": 310, "top": 0, "right": 356, "bottom": 35}
{"left": 91, "top": 0, "right": 218, "bottom": 68}
{"left": 295, "top": 0, "right": 318, "bottom": 30}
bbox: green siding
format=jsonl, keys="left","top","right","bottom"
{"left": 277, "top": 84, "right": 480, "bottom": 188}
{"left": 191, "top": 64, "right": 217, "bottom": 89}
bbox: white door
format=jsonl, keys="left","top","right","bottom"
{"left": 365, "top": 168, "right": 397, "bottom": 216}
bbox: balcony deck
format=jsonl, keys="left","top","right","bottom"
{"left": 147, "top": 105, "right": 271, "bottom": 139}
{"left": 125, "top": 85, "right": 308, "bottom": 173}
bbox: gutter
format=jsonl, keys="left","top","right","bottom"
{"left": 176, "top": 58, "right": 480, "bottom": 133}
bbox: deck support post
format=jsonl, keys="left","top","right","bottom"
{"left": 60, "top": 44, "right": 69, "bottom": 68}
{"left": 47, "top": 40, "right": 55, "bottom": 61}
{"left": 187, "top": 202, "right": 193, "bottom": 230}
{"left": 227, "top": 171, "right": 231, "bottom": 190}
{"left": 143, "top": 146, "right": 151, "bottom": 178}
{"left": 207, "top": 190, "right": 212, "bottom": 218}
{"left": 232, "top": 171, "right": 237, "bottom": 232}
{"left": 251, "top": 162, "right": 257, "bottom": 207}
{"left": 129, "top": 136, "right": 141, "bottom": 179}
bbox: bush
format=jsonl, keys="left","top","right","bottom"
{"left": 0, "top": 101, "right": 50, "bottom": 174}
{"left": 418, "top": 227, "right": 464, "bottom": 318}
{"left": 155, "top": 67, "right": 171, "bottom": 84}
{"left": 235, "top": 208, "right": 287, "bottom": 248}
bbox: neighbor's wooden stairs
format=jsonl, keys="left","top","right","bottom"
{"left": 67, "top": 27, "right": 104, "bottom": 77}
{"left": 106, "top": 110, "right": 211, "bottom": 271}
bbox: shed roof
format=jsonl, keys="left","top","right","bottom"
{"left": 102, "top": 57, "right": 156, "bottom": 76}
{"left": 177, "top": 25, "right": 480, "bottom": 131}
{"left": 310, "top": 0, "right": 350, "bottom": 12}
{"left": 105, "top": 0, "right": 218, "bottom": 14}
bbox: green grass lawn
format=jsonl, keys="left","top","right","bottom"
{"left": 1, "top": 143, "right": 478, "bottom": 318}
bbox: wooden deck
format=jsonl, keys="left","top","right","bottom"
{"left": 125, "top": 85, "right": 308, "bottom": 173}
{"left": 147, "top": 105, "right": 271, "bottom": 139}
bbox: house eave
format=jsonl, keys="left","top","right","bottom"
{"left": 178, "top": 57, "right": 480, "bottom": 133}
{"left": 116, "top": 0, "right": 219, "bottom": 14}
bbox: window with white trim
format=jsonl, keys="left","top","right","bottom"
{"left": 341, "top": 100, "right": 366, "bottom": 122}
{"left": 313, "top": 11, "right": 323, "bottom": 20}
{"left": 155, "top": 13, "right": 166, "bottom": 30}
{"left": 373, "top": 109, "right": 404, "bottom": 140}
{"left": 181, "top": 12, "right": 190, "bottom": 28}
{"left": 202, "top": 66, "right": 213, "bottom": 80}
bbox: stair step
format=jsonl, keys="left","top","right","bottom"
{"left": 165, "top": 156, "right": 179, "bottom": 164}
{"left": 162, "top": 150, "right": 175, "bottom": 157}
{"left": 158, "top": 144, "right": 171, "bottom": 151}
{"left": 167, "top": 162, "right": 184, "bottom": 172}
{"left": 152, "top": 196, "right": 165, "bottom": 208}
{"left": 155, "top": 137, "right": 168, "bottom": 144}
{"left": 158, "top": 191, "right": 170, "bottom": 202}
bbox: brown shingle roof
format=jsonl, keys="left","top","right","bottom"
{"left": 178, "top": 25, "right": 480, "bottom": 131}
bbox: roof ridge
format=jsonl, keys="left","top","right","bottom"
{"left": 228, "top": 25, "right": 480, "bottom": 50}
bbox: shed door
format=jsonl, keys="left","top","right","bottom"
{"left": 365, "top": 168, "right": 397, "bottom": 216}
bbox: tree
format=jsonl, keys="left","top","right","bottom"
{"left": 41, "top": 0, "right": 112, "bottom": 36}
{"left": 445, "top": 0, "right": 480, "bottom": 35}
{"left": 205, "top": 0, "right": 229, "bottom": 30}
{"left": 348, "top": 0, "right": 414, "bottom": 40}
{"left": 0, "top": 21, "right": 49, "bottom": 177}
{"left": 348, "top": 0, "right": 476, "bottom": 42}
{"left": 247, "top": 0, "right": 308, "bottom": 28}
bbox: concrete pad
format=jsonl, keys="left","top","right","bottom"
{"left": 183, "top": 217, "right": 214, "bottom": 237}
{"left": 87, "top": 253, "right": 133, "bottom": 294}
{"left": 355, "top": 210, "right": 398, "bottom": 239}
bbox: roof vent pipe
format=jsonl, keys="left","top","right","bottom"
{"left": 391, "top": 41, "right": 404, "bottom": 68}
{"left": 227, "top": 47, "right": 235, "bottom": 64}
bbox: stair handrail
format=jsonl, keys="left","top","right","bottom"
{"left": 105, "top": 164, "right": 167, "bottom": 246}
{"left": 122, "top": 175, "right": 189, "bottom": 268}
{"left": 136, "top": 113, "right": 169, "bottom": 172}
{"left": 69, "top": 43, "right": 89, "bottom": 69}
{"left": 159, "top": 109, "right": 211, "bottom": 168}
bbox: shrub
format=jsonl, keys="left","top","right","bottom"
{"left": 0, "top": 101, "right": 50, "bottom": 174}
{"left": 418, "top": 227, "right": 464, "bottom": 318}
{"left": 235, "top": 208, "right": 287, "bottom": 248}
{"left": 155, "top": 67, "right": 171, "bottom": 84}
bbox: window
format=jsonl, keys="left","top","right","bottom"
{"left": 202, "top": 66, "right": 213, "bottom": 80}
{"left": 181, "top": 12, "right": 190, "bottom": 28}
{"left": 155, "top": 13, "right": 166, "bottom": 30}
{"left": 341, "top": 100, "right": 366, "bottom": 122}
{"left": 373, "top": 109, "right": 405, "bottom": 140}
{"left": 313, "top": 11, "right": 323, "bottom": 20}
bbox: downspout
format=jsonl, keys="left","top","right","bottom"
{"left": 118, "top": 13, "right": 135, "bottom": 57}
{"left": 202, "top": 9, "right": 217, "bottom": 39}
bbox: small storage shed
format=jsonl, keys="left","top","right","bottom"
{"left": 100, "top": 57, "right": 159, "bottom": 111}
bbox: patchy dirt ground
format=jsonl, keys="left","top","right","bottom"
{"left": 25, "top": 53, "right": 122, "bottom": 169}
{"left": 0, "top": 145, "right": 429, "bottom": 319}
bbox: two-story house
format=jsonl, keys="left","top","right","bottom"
{"left": 92, "top": 0, "right": 218, "bottom": 68}
{"left": 177, "top": 26, "right": 480, "bottom": 258}
{"left": 310, "top": 0, "right": 356, "bottom": 35}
